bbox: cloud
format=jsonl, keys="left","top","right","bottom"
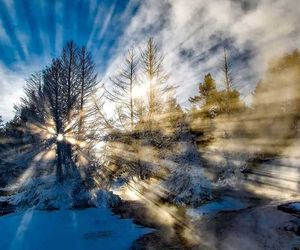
{"left": 103, "top": 0, "right": 300, "bottom": 108}
{"left": 0, "top": 0, "right": 299, "bottom": 120}
{"left": 0, "top": 18, "right": 9, "bottom": 43}
{"left": 0, "top": 56, "right": 51, "bottom": 122}
{"left": 98, "top": 0, "right": 117, "bottom": 41}
{"left": 0, "top": 65, "right": 25, "bottom": 121}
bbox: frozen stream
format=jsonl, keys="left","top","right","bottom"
{"left": 187, "top": 196, "right": 248, "bottom": 218}
{"left": 0, "top": 208, "right": 151, "bottom": 250}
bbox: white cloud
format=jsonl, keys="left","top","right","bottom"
{"left": 103, "top": 0, "right": 300, "bottom": 108}
{"left": 0, "top": 18, "right": 9, "bottom": 43}
{"left": 1, "top": 0, "right": 299, "bottom": 120}
{"left": 0, "top": 56, "right": 51, "bottom": 122}
{"left": 0, "top": 65, "right": 25, "bottom": 121}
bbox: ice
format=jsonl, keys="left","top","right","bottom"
{"left": 0, "top": 208, "right": 151, "bottom": 250}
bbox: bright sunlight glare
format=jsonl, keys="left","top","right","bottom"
{"left": 56, "top": 133, "right": 64, "bottom": 142}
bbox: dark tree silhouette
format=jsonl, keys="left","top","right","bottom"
{"left": 15, "top": 42, "right": 99, "bottom": 182}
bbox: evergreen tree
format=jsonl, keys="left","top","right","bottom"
{"left": 189, "top": 73, "right": 219, "bottom": 118}
{"left": 164, "top": 96, "right": 184, "bottom": 133}
{"left": 251, "top": 49, "right": 300, "bottom": 152}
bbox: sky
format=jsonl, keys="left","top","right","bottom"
{"left": 0, "top": 0, "right": 299, "bottom": 121}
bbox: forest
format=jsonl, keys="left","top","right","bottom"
{"left": 0, "top": 0, "right": 300, "bottom": 248}
{"left": 0, "top": 38, "right": 300, "bottom": 249}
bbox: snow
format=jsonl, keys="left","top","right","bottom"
{"left": 163, "top": 166, "right": 211, "bottom": 206}
{"left": 162, "top": 132, "right": 211, "bottom": 206}
{"left": 187, "top": 196, "right": 247, "bottom": 218}
{"left": 279, "top": 202, "right": 300, "bottom": 214}
{"left": 0, "top": 208, "right": 151, "bottom": 250}
{"left": 1, "top": 176, "right": 120, "bottom": 210}
{"left": 289, "top": 202, "right": 300, "bottom": 211}
{"left": 191, "top": 202, "right": 300, "bottom": 250}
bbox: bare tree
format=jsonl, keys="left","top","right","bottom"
{"left": 222, "top": 48, "right": 234, "bottom": 115}
{"left": 43, "top": 59, "right": 64, "bottom": 180}
{"left": 92, "top": 85, "right": 114, "bottom": 132}
{"left": 20, "top": 72, "right": 46, "bottom": 125}
{"left": 223, "top": 47, "right": 233, "bottom": 93}
{"left": 0, "top": 115, "right": 4, "bottom": 130}
{"left": 106, "top": 48, "right": 138, "bottom": 130}
{"left": 19, "top": 42, "right": 99, "bottom": 182}
{"left": 141, "top": 38, "right": 170, "bottom": 122}
{"left": 77, "top": 47, "right": 97, "bottom": 140}
{"left": 60, "top": 41, "right": 79, "bottom": 130}
{"left": 59, "top": 41, "right": 80, "bottom": 166}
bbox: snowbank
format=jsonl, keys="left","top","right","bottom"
{"left": 0, "top": 176, "right": 120, "bottom": 210}
{"left": 191, "top": 202, "right": 300, "bottom": 249}
{"left": 162, "top": 134, "right": 212, "bottom": 206}
{"left": 163, "top": 166, "right": 211, "bottom": 206}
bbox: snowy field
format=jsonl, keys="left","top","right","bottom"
{"left": 0, "top": 208, "right": 151, "bottom": 250}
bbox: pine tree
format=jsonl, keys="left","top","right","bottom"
{"left": 189, "top": 73, "right": 219, "bottom": 118}
{"left": 189, "top": 74, "right": 217, "bottom": 104}
{"left": 164, "top": 95, "right": 184, "bottom": 133}
{"left": 251, "top": 49, "right": 300, "bottom": 153}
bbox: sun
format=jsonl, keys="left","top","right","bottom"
{"left": 56, "top": 133, "right": 64, "bottom": 142}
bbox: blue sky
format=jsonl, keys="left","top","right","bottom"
{"left": 0, "top": 0, "right": 135, "bottom": 70}
{"left": 0, "top": 0, "right": 299, "bottom": 121}
{"left": 0, "top": 0, "right": 139, "bottom": 121}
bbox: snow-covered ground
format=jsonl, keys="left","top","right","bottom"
{"left": 278, "top": 201, "right": 300, "bottom": 216}
{"left": 0, "top": 208, "right": 151, "bottom": 250}
{"left": 187, "top": 196, "right": 248, "bottom": 218}
{"left": 188, "top": 200, "right": 300, "bottom": 250}
{"left": 162, "top": 131, "right": 211, "bottom": 206}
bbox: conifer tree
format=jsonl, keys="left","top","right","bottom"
{"left": 189, "top": 73, "right": 219, "bottom": 118}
